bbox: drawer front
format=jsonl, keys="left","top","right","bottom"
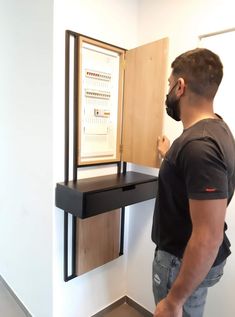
{"left": 84, "top": 181, "right": 158, "bottom": 217}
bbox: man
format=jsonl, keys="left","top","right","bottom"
{"left": 152, "top": 48, "right": 235, "bottom": 317}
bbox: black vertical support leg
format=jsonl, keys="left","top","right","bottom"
{"left": 119, "top": 161, "right": 127, "bottom": 255}
{"left": 119, "top": 207, "right": 125, "bottom": 256}
{"left": 64, "top": 211, "right": 77, "bottom": 282}
{"left": 64, "top": 211, "right": 68, "bottom": 280}
{"left": 71, "top": 215, "right": 77, "bottom": 275}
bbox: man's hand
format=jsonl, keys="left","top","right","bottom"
{"left": 157, "top": 136, "right": 170, "bottom": 159}
{"left": 154, "top": 298, "right": 183, "bottom": 317}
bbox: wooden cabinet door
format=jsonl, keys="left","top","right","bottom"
{"left": 76, "top": 209, "right": 120, "bottom": 275}
{"left": 122, "top": 38, "right": 169, "bottom": 168}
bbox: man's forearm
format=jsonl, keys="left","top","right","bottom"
{"left": 166, "top": 234, "right": 221, "bottom": 307}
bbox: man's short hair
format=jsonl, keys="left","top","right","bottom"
{"left": 171, "top": 48, "right": 223, "bottom": 100}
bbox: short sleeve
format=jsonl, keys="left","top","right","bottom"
{"left": 178, "top": 138, "right": 228, "bottom": 200}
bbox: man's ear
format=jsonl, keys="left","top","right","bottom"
{"left": 176, "top": 77, "right": 186, "bottom": 97}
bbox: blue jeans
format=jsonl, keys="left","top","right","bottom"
{"left": 152, "top": 250, "right": 226, "bottom": 317}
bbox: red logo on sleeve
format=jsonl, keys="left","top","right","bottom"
{"left": 205, "top": 188, "right": 217, "bottom": 192}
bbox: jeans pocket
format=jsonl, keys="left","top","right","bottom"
{"left": 152, "top": 257, "right": 170, "bottom": 304}
{"left": 200, "top": 260, "right": 226, "bottom": 288}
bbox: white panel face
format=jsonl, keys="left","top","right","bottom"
{"left": 80, "top": 42, "right": 121, "bottom": 163}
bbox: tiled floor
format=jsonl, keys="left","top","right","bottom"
{"left": 0, "top": 278, "right": 27, "bottom": 317}
{"left": 102, "top": 303, "right": 145, "bottom": 317}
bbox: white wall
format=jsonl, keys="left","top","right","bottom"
{"left": 126, "top": 164, "right": 158, "bottom": 312}
{"left": 53, "top": 1, "right": 139, "bottom": 316}
{"left": 0, "top": 1, "right": 53, "bottom": 316}
{"left": 125, "top": 0, "right": 235, "bottom": 316}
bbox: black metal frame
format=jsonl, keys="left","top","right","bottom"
{"left": 64, "top": 30, "right": 78, "bottom": 282}
{"left": 119, "top": 162, "right": 126, "bottom": 256}
{"left": 64, "top": 212, "right": 77, "bottom": 281}
{"left": 63, "top": 30, "right": 127, "bottom": 281}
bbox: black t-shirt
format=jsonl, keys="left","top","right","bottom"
{"left": 152, "top": 117, "right": 235, "bottom": 266}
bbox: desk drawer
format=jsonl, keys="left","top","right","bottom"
{"left": 84, "top": 180, "right": 157, "bottom": 217}
{"left": 56, "top": 172, "right": 158, "bottom": 218}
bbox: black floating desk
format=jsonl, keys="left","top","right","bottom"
{"left": 56, "top": 171, "right": 158, "bottom": 218}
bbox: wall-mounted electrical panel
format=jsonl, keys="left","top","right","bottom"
{"left": 78, "top": 36, "right": 168, "bottom": 167}
{"left": 78, "top": 38, "right": 124, "bottom": 165}
{"left": 56, "top": 31, "right": 168, "bottom": 281}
